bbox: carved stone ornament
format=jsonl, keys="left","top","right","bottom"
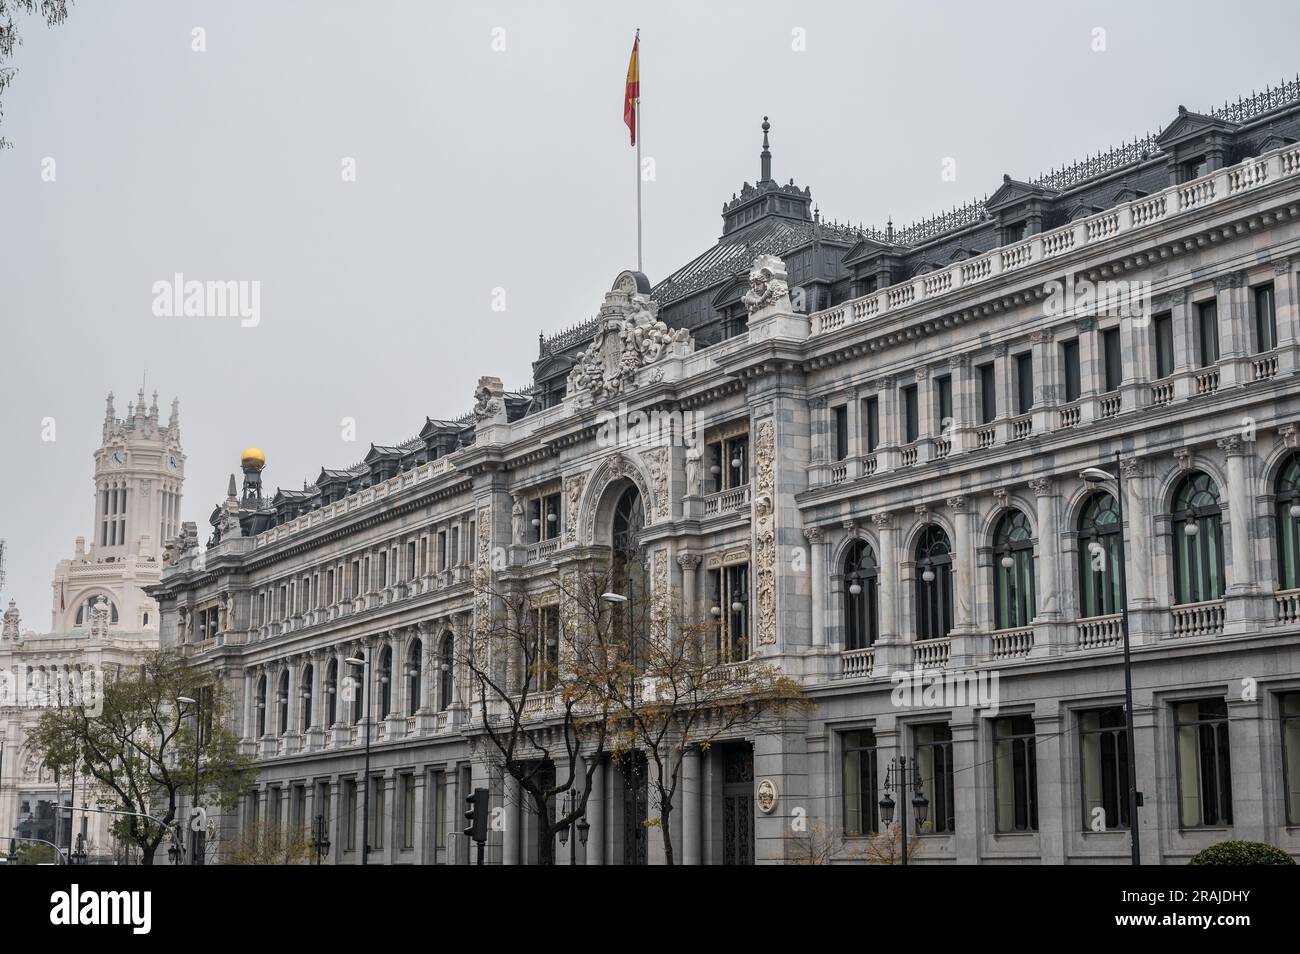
{"left": 642, "top": 446, "right": 670, "bottom": 518}
{"left": 754, "top": 419, "right": 777, "bottom": 646}
{"left": 564, "top": 474, "right": 585, "bottom": 544}
{"left": 756, "top": 778, "right": 778, "bottom": 814}
{"left": 741, "top": 254, "right": 792, "bottom": 315}
{"left": 472, "top": 376, "right": 504, "bottom": 422}
{"left": 567, "top": 272, "right": 693, "bottom": 402}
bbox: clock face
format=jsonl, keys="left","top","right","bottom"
{"left": 167, "top": 455, "right": 178, "bottom": 471}
{"left": 108, "top": 449, "right": 126, "bottom": 467}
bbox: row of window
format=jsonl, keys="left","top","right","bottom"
{"left": 831, "top": 280, "right": 1283, "bottom": 458}
{"left": 842, "top": 694, "right": 1300, "bottom": 837}
{"left": 249, "top": 516, "right": 476, "bottom": 628}
{"left": 842, "top": 458, "right": 1300, "bottom": 646}
{"left": 252, "top": 634, "right": 457, "bottom": 737}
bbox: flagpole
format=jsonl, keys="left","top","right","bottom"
{"left": 635, "top": 29, "right": 642, "bottom": 273}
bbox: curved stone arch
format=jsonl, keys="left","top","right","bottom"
{"left": 1063, "top": 482, "right": 1114, "bottom": 534}
{"left": 978, "top": 496, "right": 1039, "bottom": 545}
{"left": 69, "top": 588, "right": 118, "bottom": 626}
{"left": 1153, "top": 455, "right": 1231, "bottom": 518}
{"left": 1261, "top": 441, "right": 1300, "bottom": 489}
{"left": 578, "top": 452, "right": 658, "bottom": 547}
{"left": 829, "top": 527, "right": 882, "bottom": 575}
{"left": 900, "top": 511, "right": 957, "bottom": 557}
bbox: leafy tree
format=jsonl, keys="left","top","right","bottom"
{"left": 0, "top": 1, "right": 72, "bottom": 148}
{"left": 1189, "top": 840, "right": 1295, "bottom": 865}
{"left": 25, "top": 651, "right": 252, "bottom": 865}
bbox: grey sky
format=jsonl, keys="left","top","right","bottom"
{"left": 2, "top": 0, "right": 1298, "bottom": 623}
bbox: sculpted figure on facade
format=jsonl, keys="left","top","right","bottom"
{"left": 685, "top": 438, "right": 703, "bottom": 497}
{"left": 741, "top": 254, "right": 791, "bottom": 314}
{"left": 472, "top": 376, "right": 504, "bottom": 422}
{"left": 567, "top": 271, "right": 693, "bottom": 402}
{"left": 753, "top": 419, "right": 778, "bottom": 647}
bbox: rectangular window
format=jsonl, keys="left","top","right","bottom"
{"left": 914, "top": 724, "right": 955, "bottom": 833}
{"left": 1283, "top": 694, "right": 1300, "bottom": 825}
{"left": 1079, "top": 707, "right": 1129, "bottom": 830}
{"left": 935, "top": 375, "right": 953, "bottom": 433}
{"left": 407, "top": 541, "right": 417, "bottom": 580}
{"left": 862, "top": 396, "right": 879, "bottom": 453}
{"left": 978, "top": 363, "right": 996, "bottom": 424}
{"left": 543, "top": 493, "right": 561, "bottom": 540}
{"left": 1197, "top": 300, "right": 1220, "bottom": 367}
{"left": 1174, "top": 699, "right": 1232, "bottom": 828}
{"left": 1153, "top": 313, "right": 1174, "bottom": 379}
{"left": 370, "top": 777, "right": 385, "bottom": 845}
{"left": 841, "top": 730, "right": 879, "bottom": 835}
{"left": 707, "top": 433, "right": 749, "bottom": 491}
{"left": 1255, "top": 283, "right": 1277, "bottom": 353}
{"left": 344, "top": 779, "right": 357, "bottom": 850}
{"left": 401, "top": 774, "right": 415, "bottom": 850}
{"left": 449, "top": 527, "right": 460, "bottom": 566}
{"left": 901, "top": 385, "right": 919, "bottom": 444}
{"left": 432, "top": 770, "right": 448, "bottom": 862}
{"left": 1014, "top": 353, "right": 1033, "bottom": 415}
{"left": 993, "top": 716, "right": 1038, "bottom": 832}
{"left": 833, "top": 405, "right": 849, "bottom": 461}
{"left": 708, "top": 563, "right": 750, "bottom": 662}
{"left": 437, "top": 532, "right": 447, "bottom": 572}
{"left": 1061, "top": 339, "right": 1081, "bottom": 402}
{"left": 1102, "top": 328, "right": 1122, "bottom": 392}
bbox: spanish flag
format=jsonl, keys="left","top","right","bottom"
{"left": 623, "top": 33, "right": 639, "bottom": 146}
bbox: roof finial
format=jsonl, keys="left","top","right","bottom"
{"left": 760, "top": 116, "right": 772, "bottom": 182}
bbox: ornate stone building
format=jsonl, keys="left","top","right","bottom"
{"left": 1, "top": 390, "right": 180, "bottom": 861}
{"left": 156, "top": 82, "right": 1300, "bottom": 863}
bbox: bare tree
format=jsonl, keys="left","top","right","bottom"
{"left": 461, "top": 571, "right": 621, "bottom": 866}
{"left": 0, "top": 0, "right": 72, "bottom": 148}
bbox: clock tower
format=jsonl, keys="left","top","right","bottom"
{"left": 50, "top": 389, "right": 186, "bottom": 633}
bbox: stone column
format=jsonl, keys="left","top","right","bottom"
{"left": 950, "top": 710, "right": 980, "bottom": 863}
{"left": 1030, "top": 478, "right": 1060, "bottom": 621}
{"left": 948, "top": 495, "right": 975, "bottom": 631}
{"left": 804, "top": 528, "right": 825, "bottom": 648}
{"left": 681, "top": 747, "right": 701, "bottom": 865}
{"left": 1029, "top": 328, "right": 1056, "bottom": 431}
{"left": 1033, "top": 708, "right": 1067, "bottom": 864}
{"left": 502, "top": 772, "right": 520, "bottom": 865}
{"left": 1220, "top": 436, "right": 1267, "bottom": 631}
{"left": 242, "top": 668, "right": 255, "bottom": 740}
{"left": 948, "top": 354, "right": 972, "bottom": 453}
{"left": 677, "top": 553, "right": 700, "bottom": 629}
{"left": 1226, "top": 696, "right": 1268, "bottom": 842}
{"left": 992, "top": 344, "right": 1012, "bottom": 438}
{"left": 1075, "top": 318, "right": 1099, "bottom": 423}
{"left": 1215, "top": 271, "right": 1249, "bottom": 387}
{"left": 1273, "top": 258, "right": 1299, "bottom": 375}
{"left": 412, "top": 771, "right": 428, "bottom": 864}
{"left": 915, "top": 367, "right": 934, "bottom": 456}
{"left": 1117, "top": 458, "right": 1158, "bottom": 643}
{"left": 585, "top": 755, "right": 605, "bottom": 866}
{"left": 418, "top": 625, "right": 434, "bottom": 712}
{"left": 872, "top": 513, "right": 903, "bottom": 674}
{"left": 328, "top": 777, "right": 343, "bottom": 865}
{"left": 876, "top": 378, "right": 898, "bottom": 471}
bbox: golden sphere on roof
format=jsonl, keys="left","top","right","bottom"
{"left": 240, "top": 446, "right": 266, "bottom": 471}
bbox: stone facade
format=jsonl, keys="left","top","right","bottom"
{"left": 155, "top": 92, "right": 1300, "bottom": 863}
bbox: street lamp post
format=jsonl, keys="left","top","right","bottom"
{"left": 877, "top": 755, "right": 928, "bottom": 867}
{"left": 1081, "top": 457, "right": 1142, "bottom": 866}
{"left": 177, "top": 694, "right": 204, "bottom": 865}
{"left": 555, "top": 788, "right": 590, "bottom": 865}
{"left": 345, "top": 654, "right": 371, "bottom": 865}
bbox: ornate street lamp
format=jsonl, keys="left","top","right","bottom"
{"left": 878, "top": 755, "right": 928, "bottom": 867}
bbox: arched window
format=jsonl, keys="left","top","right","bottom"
{"left": 407, "top": 639, "right": 422, "bottom": 716}
{"left": 1172, "top": 471, "right": 1225, "bottom": 604}
{"left": 277, "top": 670, "right": 289, "bottom": 735}
{"left": 915, "top": 526, "right": 954, "bottom": 640}
{"left": 378, "top": 647, "right": 393, "bottom": 718}
{"left": 993, "top": 511, "right": 1036, "bottom": 629}
{"left": 611, "top": 485, "right": 648, "bottom": 669}
{"left": 300, "top": 664, "right": 314, "bottom": 730}
{"left": 256, "top": 675, "right": 267, "bottom": 736}
{"left": 843, "top": 539, "right": 879, "bottom": 649}
{"left": 1275, "top": 454, "right": 1300, "bottom": 591}
{"left": 439, "top": 633, "right": 454, "bottom": 711}
{"left": 73, "top": 596, "right": 118, "bottom": 627}
{"left": 325, "top": 659, "right": 338, "bottom": 727}
{"left": 1078, "top": 493, "right": 1122, "bottom": 617}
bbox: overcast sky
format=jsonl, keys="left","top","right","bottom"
{"left": 2, "top": 0, "right": 1298, "bottom": 624}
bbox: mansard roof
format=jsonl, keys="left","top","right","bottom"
{"left": 1156, "top": 106, "right": 1239, "bottom": 149}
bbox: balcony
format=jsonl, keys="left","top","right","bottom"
{"left": 900, "top": 443, "right": 919, "bottom": 467}
{"left": 840, "top": 647, "right": 875, "bottom": 678}
{"left": 1076, "top": 614, "right": 1122, "bottom": 649}
{"left": 1277, "top": 588, "right": 1300, "bottom": 624}
{"left": 526, "top": 538, "right": 560, "bottom": 563}
{"left": 1253, "top": 351, "right": 1280, "bottom": 382}
{"left": 703, "top": 484, "right": 751, "bottom": 516}
{"left": 1098, "top": 394, "right": 1122, "bottom": 420}
{"left": 1008, "top": 416, "right": 1033, "bottom": 442}
{"left": 1195, "top": 367, "right": 1221, "bottom": 395}
{"left": 989, "top": 626, "right": 1033, "bottom": 660}
{"left": 1151, "top": 380, "right": 1175, "bottom": 406}
{"left": 1170, "top": 599, "right": 1225, "bottom": 638}
{"left": 1058, "top": 403, "right": 1081, "bottom": 428}
{"left": 913, "top": 637, "right": 950, "bottom": 669}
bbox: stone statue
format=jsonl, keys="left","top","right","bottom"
{"left": 742, "top": 254, "right": 791, "bottom": 314}
{"left": 685, "top": 440, "right": 703, "bottom": 497}
{"left": 473, "top": 376, "right": 504, "bottom": 422}
{"left": 89, "top": 597, "right": 110, "bottom": 637}
{"left": 511, "top": 497, "right": 525, "bottom": 544}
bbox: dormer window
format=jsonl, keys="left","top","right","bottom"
{"left": 1003, "top": 220, "right": 1027, "bottom": 244}
{"left": 1182, "top": 155, "right": 1208, "bottom": 182}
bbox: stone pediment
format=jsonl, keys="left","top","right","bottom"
{"left": 1156, "top": 106, "right": 1239, "bottom": 149}
{"left": 986, "top": 174, "right": 1059, "bottom": 212}
{"left": 566, "top": 270, "right": 694, "bottom": 402}
{"left": 842, "top": 237, "right": 902, "bottom": 266}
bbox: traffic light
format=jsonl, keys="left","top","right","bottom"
{"left": 462, "top": 787, "right": 489, "bottom": 844}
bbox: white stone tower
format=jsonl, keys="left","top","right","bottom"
{"left": 49, "top": 389, "right": 186, "bottom": 633}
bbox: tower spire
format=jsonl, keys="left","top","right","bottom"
{"left": 760, "top": 116, "right": 772, "bottom": 182}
